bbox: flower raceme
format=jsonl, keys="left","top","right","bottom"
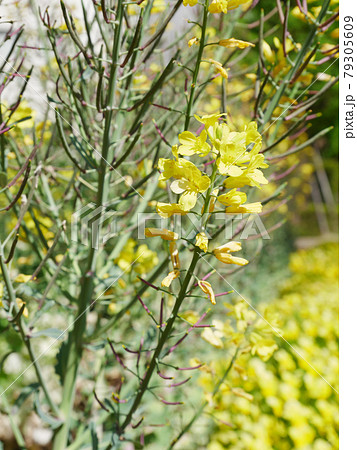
{"left": 148, "top": 113, "right": 267, "bottom": 299}
{"left": 156, "top": 114, "right": 268, "bottom": 219}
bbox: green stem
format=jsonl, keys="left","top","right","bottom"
{"left": 52, "top": 5, "right": 123, "bottom": 449}
{"left": 0, "top": 252, "right": 59, "bottom": 416}
{"left": 1, "top": 392, "right": 26, "bottom": 448}
{"left": 118, "top": 249, "right": 201, "bottom": 435}
{"left": 184, "top": 0, "right": 209, "bottom": 130}
{"left": 118, "top": 140, "right": 219, "bottom": 435}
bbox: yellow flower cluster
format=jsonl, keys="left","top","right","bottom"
{"left": 183, "top": 0, "right": 251, "bottom": 14}
{"left": 199, "top": 243, "right": 338, "bottom": 449}
{"left": 156, "top": 113, "right": 268, "bottom": 218}
{"left": 114, "top": 238, "right": 158, "bottom": 275}
{"left": 144, "top": 113, "right": 268, "bottom": 296}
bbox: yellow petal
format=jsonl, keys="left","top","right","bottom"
{"left": 207, "top": 59, "right": 229, "bottom": 78}
{"left": 161, "top": 270, "right": 180, "bottom": 287}
{"left": 213, "top": 241, "right": 242, "bottom": 253}
{"left": 195, "top": 232, "right": 209, "bottom": 252}
{"left": 198, "top": 280, "right": 216, "bottom": 305}
{"left": 156, "top": 202, "right": 189, "bottom": 218}
{"left": 188, "top": 37, "right": 200, "bottom": 47}
{"left": 14, "top": 274, "right": 32, "bottom": 283}
{"left": 214, "top": 252, "right": 249, "bottom": 266}
{"left": 225, "top": 202, "right": 262, "bottom": 214}
{"left": 218, "top": 38, "right": 255, "bottom": 49}
{"left": 144, "top": 228, "right": 178, "bottom": 241}
{"left": 16, "top": 298, "right": 29, "bottom": 318}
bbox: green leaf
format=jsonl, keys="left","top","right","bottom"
{"left": 14, "top": 383, "right": 40, "bottom": 408}
{"left": 90, "top": 422, "right": 98, "bottom": 450}
{"left": 31, "top": 328, "right": 65, "bottom": 340}
{"left": 55, "top": 340, "right": 69, "bottom": 385}
{"left": 34, "top": 391, "right": 63, "bottom": 429}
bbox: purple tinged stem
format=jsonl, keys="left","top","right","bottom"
{"left": 138, "top": 296, "right": 152, "bottom": 316}
{"left": 168, "top": 312, "right": 207, "bottom": 354}
{"left": 93, "top": 390, "right": 109, "bottom": 412}
{"left": 122, "top": 345, "right": 139, "bottom": 354}
{"left": 153, "top": 119, "right": 170, "bottom": 146}
{"left": 157, "top": 371, "right": 174, "bottom": 380}
{"left": 131, "top": 417, "right": 144, "bottom": 429}
{"left": 137, "top": 276, "right": 159, "bottom": 290}
{"left": 177, "top": 364, "right": 204, "bottom": 371}
{"left": 107, "top": 339, "right": 126, "bottom": 369}
{"left": 169, "top": 377, "right": 191, "bottom": 388}
{"left": 160, "top": 399, "right": 184, "bottom": 406}
{"left": 215, "top": 290, "right": 233, "bottom": 298}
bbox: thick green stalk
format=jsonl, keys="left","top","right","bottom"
{"left": 118, "top": 146, "right": 219, "bottom": 435}
{"left": 52, "top": 5, "right": 123, "bottom": 449}
{"left": 184, "top": 0, "right": 209, "bottom": 130}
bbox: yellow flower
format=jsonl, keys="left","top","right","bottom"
{"left": 262, "top": 40, "right": 275, "bottom": 63}
{"left": 213, "top": 121, "right": 263, "bottom": 177}
{"left": 215, "top": 125, "right": 247, "bottom": 176}
{"left": 226, "top": 202, "right": 262, "bottom": 214}
{"left": 218, "top": 38, "right": 255, "bottom": 49}
{"left": 207, "top": 58, "right": 229, "bottom": 79}
{"left": 115, "top": 239, "right": 136, "bottom": 271}
{"left": 201, "top": 320, "right": 225, "bottom": 347}
{"left": 194, "top": 113, "right": 226, "bottom": 130}
{"left": 227, "top": 0, "right": 251, "bottom": 10}
{"left": 134, "top": 244, "right": 159, "bottom": 274}
{"left": 214, "top": 241, "right": 242, "bottom": 253}
{"left": 158, "top": 157, "right": 210, "bottom": 212}
{"left": 161, "top": 270, "right": 180, "bottom": 287}
{"left": 178, "top": 130, "right": 211, "bottom": 157}
{"left": 0, "top": 282, "right": 3, "bottom": 308}
{"left": 183, "top": 0, "right": 198, "bottom": 5}
{"left": 209, "top": 0, "right": 228, "bottom": 13}
{"left": 250, "top": 332, "right": 278, "bottom": 361}
{"left": 144, "top": 228, "right": 178, "bottom": 241}
{"left": 151, "top": 0, "right": 166, "bottom": 14}
{"left": 224, "top": 153, "right": 269, "bottom": 189}
{"left": 156, "top": 202, "right": 189, "bottom": 218}
{"left": 208, "top": 0, "right": 250, "bottom": 13}
{"left": 14, "top": 274, "right": 32, "bottom": 283}
{"left": 213, "top": 241, "right": 249, "bottom": 266}
{"left": 16, "top": 298, "right": 29, "bottom": 318}
{"left": 218, "top": 190, "right": 262, "bottom": 213}
{"left": 198, "top": 280, "right": 216, "bottom": 305}
{"left": 188, "top": 37, "right": 199, "bottom": 47}
{"left": 245, "top": 121, "right": 263, "bottom": 149}
{"left": 217, "top": 189, "right": 247, "bottom": 207}
{"left": 195, "top": 232, "right": 209, "bottom": 252}
{"left": 115, "top": 239, "right": 158, "bottom": 274}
